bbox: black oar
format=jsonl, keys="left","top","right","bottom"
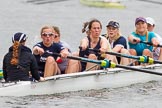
{"left": 47, "top": 52, "right": 102, "bottom": 64}
{"left": 115, "top": 64, "right": 162, "bottom": 76}
{"left": 133, "top": 39, "right": 162, "bottom": 47}
{"left": 50, "top": 52, "right": 162, "bottom": 76}
{"left": 89, "top": 48, "right": 162, "bottom": 64}
{"left": 140, "top": 41, "right": 162, "bottom": 47}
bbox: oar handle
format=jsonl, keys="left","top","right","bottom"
{"left": 43, "top": 52, "right": 82, "bottom": 61}
{"left": 133, "top": 39, "right": 150, "bottom": 44}
{"left": 51, "top": 52, "right": 84, "bottom": 61}
{"left": 88, "top": 48, "right": 100, "bottom": 52}
{"left": 133, "top": 39, "right": 162, "bottom": 47}
{"left": 157, "top": 44, "right": 162, "bottom": 47}
{"left": 140, "top": 41, "right": 153, "bottom": 45}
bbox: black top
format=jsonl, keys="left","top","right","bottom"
{"left": 112, "top": 36, "right": 127, "bottom": 63}
{"left": 79, "top": 36, "right": 101, "bottom": 58}
{"left": 113, "top": 36, "right": 127, "bottom": 49}
{"left": 3, "top": 45, "right": 40, "bottom": 81}
{"left": 79, "top": 36, "right": 102, "bottom": 71}
{"left": 33, "top": 42, "right": 65, "bottom": 73}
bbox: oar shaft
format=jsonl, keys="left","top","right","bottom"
{"left": 153, "top": 60, "right": 162, "bottom": 64}
{"left": 89, "top": 48, "right": 162, "bottom": 64}
{"left": 116, "top": 64, "right": 162, "bottom": 76}
{"left": 140, "top": 41, "right": 162, "bottom": 47}
{"left": 140, "top": 41, "right": 153, "bottom": 45}
{"left": 46, "top": 52, "right": 162, "bottom": 76}
{"left": 47, "top": 52, "right": 82, "bottom": 61}
{"left": 105, "top": 51, "right": 140, "bottom": 59}
{"left": 52, "top": 52, "right": 101, "bottom": 64}
{"left": 89, "top": 48, "right": 140, "bottom": 60}
{"left": 133, "top": 39, "right": 162, "bottom": 47}
{"left": 51, "top": 52, "right": 113, "bottom": 68}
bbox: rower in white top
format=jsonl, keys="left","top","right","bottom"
{"left": 146, "top": 17, "right": 162, "bottom": 60}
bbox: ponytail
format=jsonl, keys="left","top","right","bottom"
{"left": 10, "top": 41, "right": 20, "bottom": 65}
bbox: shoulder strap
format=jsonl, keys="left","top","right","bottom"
{"left": 87, "top": 36, "right": 91, "bottom": 48}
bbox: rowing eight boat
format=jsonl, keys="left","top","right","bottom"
{"left": 0, "top": 64, "right": 162, "bottom": 97}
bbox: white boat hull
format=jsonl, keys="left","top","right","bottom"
{"left": 0, "top": 64, "right": 162, "bottom": 97}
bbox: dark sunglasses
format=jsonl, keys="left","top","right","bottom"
{"left": 42, "top": 32, "right": 54, "bottom": 37}
{"left": 54, "top": 34, "right": 59, "bottom": 38}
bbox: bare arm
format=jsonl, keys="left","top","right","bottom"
{"left": 100, "top": 36, "right": 112, "bottom": 51}
{"left": 112, "top": 45, "right": 123, "bottom": 53}
{"left": 152, "top": 37, "right": 160, "bottom": 46}
{"left": 100, "top": 37, "right": 109, "bottom": 53}
{"left": 80, "top": 37, "right": 89, "bottom": 51}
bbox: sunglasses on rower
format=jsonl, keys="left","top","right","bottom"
{"left": 42, "top": 32, "right": 54, "bottom": 37}
{"left": 54, "top": 34, "right": 59, "bottom": 38}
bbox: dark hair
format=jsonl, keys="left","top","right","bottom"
{"left": 53, "top": 26, "right": 60, "bottom": 36}
{"left": 88, "top": 19, "right": 102, "bottom": 30}
{"left": 82, "top": 21, "right": 89, "bottom": 33}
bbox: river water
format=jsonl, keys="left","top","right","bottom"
{"left": 0, "top": 0, "right": 162, "bottom": 107}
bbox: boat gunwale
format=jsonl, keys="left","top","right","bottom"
{"left": 1, "top": 64, "right": 161, "bottom": 86}
{"left": 44, "top": 64, "right": 162, "bottom": 81}
{"left": 0, "top": 64, "right": 162, "bottom": 96}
